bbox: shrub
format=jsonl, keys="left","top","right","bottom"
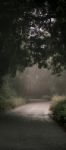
{"left": 50, "top": 95, "right": 66, "bottom": 111}
{"left": 0, "top": 97, "right": 26, "bottom": 111}
{"left": 52, "top": 100, "right": 66, "bottom": 128}
{"left": 0, "top": 74, "right": 26, "bottom": 111}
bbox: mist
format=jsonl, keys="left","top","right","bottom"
{"left": 12, "top": 65, "right": 66, "bottom": 99}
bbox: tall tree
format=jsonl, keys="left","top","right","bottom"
{"left": 0, "top": 0, "right": 66, "bottom": 85}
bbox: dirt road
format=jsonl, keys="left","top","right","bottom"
{"left": 0, "top": 102, "right": 66, "bottom": 150}
{"left": 10, "top": 102, "right": 51, "bottom": 120}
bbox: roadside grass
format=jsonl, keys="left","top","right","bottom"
{"left": 0, "top": 96, "right": 26, "bottom": 111}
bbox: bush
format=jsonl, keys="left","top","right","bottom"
{"left": 0, "top": 97, "right": 26, "bottom": 111}
{"left": 0, "top": 74, "right": 26, "bottom": 111}
{"left": 50, "top": 95, "right": 66, "bottom": 111}
{"left": 0, "top": 98, "right": 13, "bottom": 111}
{"left": 52, "top": 100, "right": 66, "bottom": 128}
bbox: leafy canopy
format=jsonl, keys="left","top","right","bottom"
{"left": 0, "top": 0, "right": 66, "bottom": 83}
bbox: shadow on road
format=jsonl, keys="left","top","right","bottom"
{"left": 0, "top": 112, "right": 66, "bottom": 150}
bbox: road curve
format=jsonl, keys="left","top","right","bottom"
{"left": 10, "top": 102, "right": 51, "bottom": 120}
{"left": 0, "top": 101, "right": 66, "bottom": 150}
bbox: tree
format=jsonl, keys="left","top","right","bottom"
{"left": 0, "top": 0, "right": 66, "bottom": 85}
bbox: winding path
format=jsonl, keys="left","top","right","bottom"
{"left": 10, "top": 101, "right": 51, "bottom": 120}
{"left": 0, "top": 101, "right": 66, "bottom": 150}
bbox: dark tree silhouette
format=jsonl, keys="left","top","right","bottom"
{"left": 0, "top": 0, "right": 66, "bottom": 85}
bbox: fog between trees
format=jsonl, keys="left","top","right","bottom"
{"left": 12, "top": 65, "right": 66, "bottom": 99}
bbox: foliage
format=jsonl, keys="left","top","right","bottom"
{"left": 0, "top": 0, "right": 66, "bottom": 85}
{"left": 50, "top": 95, "right": 66, "bottom": 110}
{"left": 0, "top": 75, "right": 26, "bottom": 111}
{"left": 51, "top": 99, "right": 66, "bottom": 128}
{"left": 0, "top": 97, "right": 26, "bottom": 111}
